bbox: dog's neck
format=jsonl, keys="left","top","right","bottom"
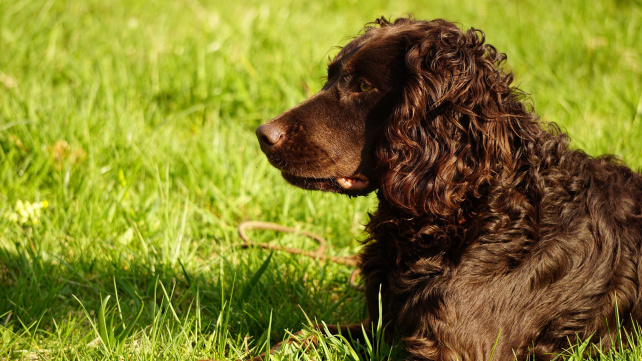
{"left": 366, "top": 193, "right": 469, "bottom": 254}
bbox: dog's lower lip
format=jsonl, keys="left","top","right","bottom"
{"left": 281, "top": 172, "right": 370, "bottom": 192}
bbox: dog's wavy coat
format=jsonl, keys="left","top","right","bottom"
{"left": 256, "top": 17, "right": 642, "bottom": 360}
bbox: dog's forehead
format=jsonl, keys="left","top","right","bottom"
{"left": 330, "top": 28, "right": 401, "bottom": 73}
{"left": 335, "top": 29, "right": 388, "bottom": 59}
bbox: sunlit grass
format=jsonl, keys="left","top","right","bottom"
{"left": 0, "top": 0, "right": 641, "bottom": 359}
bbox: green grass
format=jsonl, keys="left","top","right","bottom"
{"left": 0, "top": 0, "right": 641, "bottom": 359}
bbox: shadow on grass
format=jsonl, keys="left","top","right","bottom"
{"left": 0, "top": 229, "right": 368, "bottom": 359}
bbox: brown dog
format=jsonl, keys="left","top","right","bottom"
{"left": 256, "top": 17, "right": 642, "bottom": 360}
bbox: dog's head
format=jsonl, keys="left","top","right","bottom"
{"left": 256, "top": 18, "right": 407, "bottom": 196}
{"left": 257, "top": 17, "right": 537, "bottom": 217}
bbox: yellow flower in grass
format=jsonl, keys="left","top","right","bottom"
{"left": 4, "top": 200, "right": 49, "bottom": 226}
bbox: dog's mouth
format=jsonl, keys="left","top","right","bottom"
{"left": 335, "top": 176, "right": 369, "bottom": 190}
{"left": 281, "top": 172, "right": 371, "bottom": 194}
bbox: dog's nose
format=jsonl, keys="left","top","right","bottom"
{"left": 256, "top": 123, "right": 285, "bottom": 149}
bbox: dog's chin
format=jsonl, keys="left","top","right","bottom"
{"left": 281, "top": 171, "right": 373, "bottom": 196}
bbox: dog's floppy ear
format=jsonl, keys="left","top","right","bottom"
{"left": 376, "top": 19, "right": 537, "bottom": 222}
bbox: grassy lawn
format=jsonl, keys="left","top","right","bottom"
{"left": 1, "top": 0, "right": 641, "bottom": 359}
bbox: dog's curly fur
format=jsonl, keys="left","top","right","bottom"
{"left": 256, "top": 17, "right": 642, "bottom": 360}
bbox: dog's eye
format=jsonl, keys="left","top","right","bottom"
{"left": 359, "top": 82, "right": 373, "bottom": 92}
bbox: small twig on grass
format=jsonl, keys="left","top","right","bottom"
{"left": 3, "top": 311, "right": 11, "bottom": 326}
{"left": 236, "top": 221, "right": 362, "bottom": 290}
